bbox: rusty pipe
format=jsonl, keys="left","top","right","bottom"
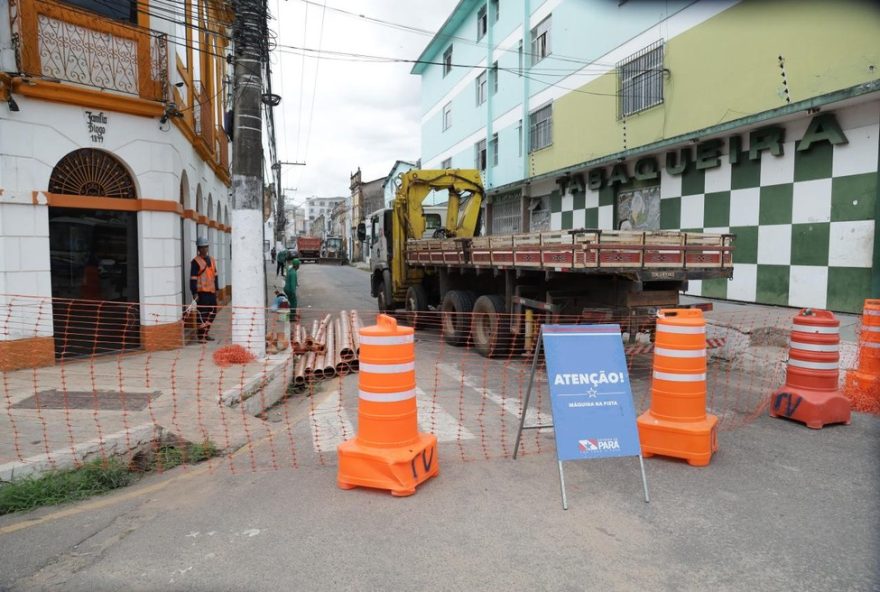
{"left": 339, "top": 311, "right": 355, "bottom": 361}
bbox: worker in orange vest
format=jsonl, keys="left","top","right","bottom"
{"left": 190, "top": 236, "right": 219, "bottom": 343}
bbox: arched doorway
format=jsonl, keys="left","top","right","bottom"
{"left": 48, "top": 149, "right": 140, "bottom": 359}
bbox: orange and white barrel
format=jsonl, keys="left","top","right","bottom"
{"left": 845, "top": 299, "right": 880, "bottom": 408}
{"left": 337, "top": 314, "right": 438, "bottom": 496}
{"left": 770, "top": 308, "right": 850, "bottom": 429}
{"left": 649, "top": 309, "right": 708, "bottom": 422}
{"left": 637, "top": 308, "right": 718, "bottom": 467}
{"left": 356, "top": 318, "right": 418, "bottom": 448}
{"left": 785, "top": 309, "right": 840, "bottom": 392}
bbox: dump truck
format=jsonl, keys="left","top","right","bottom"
{"left": 361, "top": 169, "right": 734, "bottom": 357}
{"left": 296, "top": 236, "right": 322, "bottom": 263}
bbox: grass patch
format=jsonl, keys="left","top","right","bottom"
{"left": 0, "top": 459, "right": 134, "bottom": 515}
{"left": 152, "top": 440, "right": 219, "bottom": 471}
{"left": 0, "top": 440, "right": 220, "bottom": 515}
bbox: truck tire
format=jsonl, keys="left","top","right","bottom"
{"left": 404, "top": 284, "right": 428, "bottom": 328}
{"left": 441, "top": 290, "right": 476, "bottom": 346}
{"left": 472, "top": 294, "right": 511, "bottom": 358}
{"left": 377, "top": 270, "right": 394, "bottom": 312}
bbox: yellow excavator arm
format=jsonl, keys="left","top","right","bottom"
{"left": 390, "top": 169, "right": 484, "bottom": 299}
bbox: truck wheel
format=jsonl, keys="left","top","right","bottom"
{"left": 404, "top": 284, "right": 428, "bottom": 328}
{"left": 472, "top": 294, "right": 511, "bottom": 358}
{"left": 441, "top": 290, "right": 476, "bottom": 346}
{"left": 377, "top": 270, "right": 394, "bottom": 311}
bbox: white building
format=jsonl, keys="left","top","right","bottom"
{"left": 0, "top": 0, "right": 233, "bottom": 369}
{"left": 304, "top": 196, "right": 347, "bottom": 236}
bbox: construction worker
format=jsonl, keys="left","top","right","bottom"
{"left": 190, "top": 236, "right": 219, "bottom": 343}
{"left": 283, "top": 258, "right": 300, "bottom": 321}
{"left": 276, "top": 247, "right": 287, "bottom": 277}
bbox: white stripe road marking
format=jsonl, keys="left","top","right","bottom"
{"left": 792, "top": 323, "right": 839, "bottom": 334}
{"left": 359, "top": 335, "right": 414, "bottom": 345}
{"left": 656, "top": 325, "right": 705, "bottom": 334}
{"left": 437, "top": 363, "right": 552, "bottom": 431}
{"left": 653, "top": 371, "right": 707, "bottom": 382}
{"left": 310, "top": 385, "right": 355, "bottom": 454}
{"left": 787, "top": 359, "right": 839, "bottom": 371}
{"left": 359, "top": 361, "right": 415, "bottom": 374}
{"left": 789, "top": 341, "right": 839, "bottom": 353}
{"left": 359, "top": 389, "right": 416, "bottom": 403}
{"left": 415, "top": 387, "right": 474, "bottom": 442}
{"left": 654, "top": 347, "right": 706, "bottom": 358}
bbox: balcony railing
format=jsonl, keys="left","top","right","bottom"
{"left": 11, "top": 0, "right": 167, "bottom": 101}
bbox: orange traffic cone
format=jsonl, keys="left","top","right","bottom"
{"left": 337, "top": 314, "right": 438, "bottom": 496}
{"left": 637, "top": 309, "right": 718, "bottom": 466}
{"left": 845, "top": 299, "right": 880, "bottom": 410}
{"left": 769, "top": 309, "right": 850, "bottom": 429}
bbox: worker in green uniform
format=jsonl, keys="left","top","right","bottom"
{"left": 283, "top": 258, "right": 301, "bottom": 320}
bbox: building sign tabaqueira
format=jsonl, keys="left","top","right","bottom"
{"left": 558, "top": 113, "right": 848, "bottom": 192}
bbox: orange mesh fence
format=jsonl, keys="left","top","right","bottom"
{"left": 0, "top": 293, "right": 870, "bottom": 480}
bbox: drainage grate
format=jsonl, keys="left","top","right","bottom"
{"left": 12, "top": 390, "right": 161, "bottom": 411}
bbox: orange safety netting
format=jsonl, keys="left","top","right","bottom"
{"left": 0, "top": 293, "right": 874, "bottom": 481}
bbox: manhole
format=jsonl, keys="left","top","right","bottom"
{"left": 12, "top": 390, "right": 161, "bottom": 411}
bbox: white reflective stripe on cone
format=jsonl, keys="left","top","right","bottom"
{"left": 359, "top": 361, "right": 415, "bottom": 374}
{"left": 864, "top": 309, "right": 880, "bottom": 316}
{"left": 863, "top": 326, "right": 880, "bottom": 333}
{"left": 787, "top": 358, "right": 839, "bottom": 371}
{"left": 864, "top": 342, "right": 880, "bottom": 349}
{"left": 359, "top": 334, "right": 414, "bottom": 345}
{"left": 792, "top": 323, "right": 839, "bottom": 334}
{"left": 789, "top": 341, "right": 839, "bottom": 352}
{"left": 653, "top": 371, "right": 707, "bottom": 382}
{"left": 358, "top": 389, "right": 416, "bottom": 402}
{"left": 656, "top": 325, "right": 705, "bottom": 335}
{"left": 654, "top": 347, "right": 707, "bottom": 358}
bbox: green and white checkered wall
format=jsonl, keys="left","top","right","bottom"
{"left": 549, "top": 101, "right": 879, "bottom": 314}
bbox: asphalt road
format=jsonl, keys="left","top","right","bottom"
{"left": 1, "top": 263, "right": 878, "bottom": 591}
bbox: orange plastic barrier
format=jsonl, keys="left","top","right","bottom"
{"left": 769, "top": 309, "right": 850, "bottom": 429}
{"left": 337, "top": 314, "right": 438, "bottom": 496}
{"left": 845, "top": 299, "right": 880, "bottom": 410}
{"left": 637, "top": 309, "right": 718, "bottom": 466}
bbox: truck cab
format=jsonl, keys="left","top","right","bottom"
{"left": 368, "top": 205, "right": 448, "bottom": 308}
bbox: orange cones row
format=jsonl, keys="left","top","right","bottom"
{"left": 769, "top": 309, "right": 850, "bottom": 429}
{"left": 337, "top": 314, "right": 438, "bottom": 497}
{"left": 845, "top": 299, "right": 880, "bottom": 412}
{"left": 637, "top": 309, "right": 718, "bottom": 467}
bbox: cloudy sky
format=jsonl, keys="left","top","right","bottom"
{"left": 267, "top": 0, "right": 459, "bottom": 204}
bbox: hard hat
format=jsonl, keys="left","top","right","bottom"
{"left": 291, "top": 258, "right": 301, "bottom": 266}
{"left": 197, "top": 237, "right": 209, "bottom": 247}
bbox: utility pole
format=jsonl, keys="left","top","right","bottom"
{"left": 231, "top": 0, "right": 268, "bottom": 356}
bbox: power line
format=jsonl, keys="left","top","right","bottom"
{"left": 302, "top": 0, "right": 328, "bottom": 163}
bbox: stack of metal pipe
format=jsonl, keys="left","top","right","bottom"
{"left": 291, "top": 311, "right": 365, "bottom": 387}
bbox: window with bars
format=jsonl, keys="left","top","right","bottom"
{"left": 475, "top": 139, "right": 487, "bottom": 171}
{"left": 617, "top": 40, "right": 664, "bottom": 118}
{"left": 476, "top": 70, "right": 488, "bottom": 105}
{"left": 491, "top": 193, "right": 522, "bottom": 235}
{"left": 531, "top": 16, "right": 551, "bottom": 65}
{"left": 477, "top": 5, "right": 488, "bottom": 40}
{"left": 529, "top": 104, "right": 552, "bottom": 152}
{"left": 442, "top": 102, "right": 452, "bottom": 131}
{"left": 441, "top": 157, "right": 452, "bottom": 169}
{"left": 491, "top": 133, "right": 499, "bottom": 167}
{"left": 443, "top": 45, "right": 453, "bottom": 77}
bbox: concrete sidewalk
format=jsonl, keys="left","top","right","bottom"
{"left": 0, "top": 264, "right": 297, "bottom": 480}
